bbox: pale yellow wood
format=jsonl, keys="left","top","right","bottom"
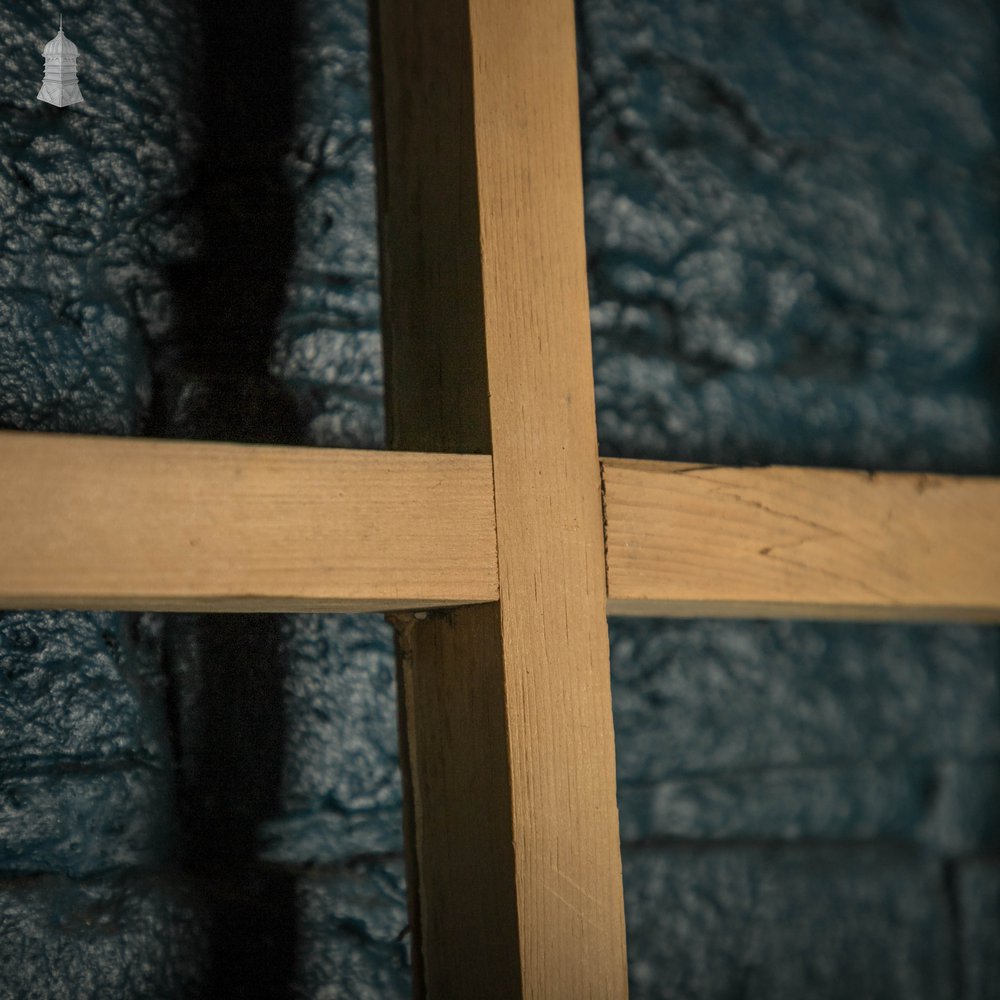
{"left": 471, "top": 2, "right": 628, "bottom": 995}
{"left": 0, "top": 431, "right": 497, "bottom": 612}
{"left": 604, "top": 458, "right": 1000, "bottom": 622}
{"left": 371, "top": 0, "right": 628, "bottom": 995}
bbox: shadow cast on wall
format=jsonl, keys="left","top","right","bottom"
{"left": 147, "top": 1, "right": 303, "bottom": 996}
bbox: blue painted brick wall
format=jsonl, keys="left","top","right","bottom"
{"left": 1, "top": 0, "right": 997, "bottom": 996}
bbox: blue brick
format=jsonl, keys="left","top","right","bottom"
{"left": 258, "top": 808, "right": 402, "bottom": 867}
{"left": 918, "top": 763, "right": 1000, "bottom": 856}
{"left": 0, "top": 875, "right": 209, "bottom": 999}
{"left": 278, "top": 614, "right": 400, "bottom": 817}
{"left": 959, "top": 859, "right": 1000, "bottom": 1000}
{"left": 617, "top": 762, "right": 928, "bottom": 845}
{"left": 622, "top": 846, "right": 954, "bottom": 999}
{"left": 0, "top": 3, "right": 199, "bottom": 439}
{"left": 294, "top": 861, "right": 411, "bottom": 999}
{"left": 611, "top": 619, "right": 1000, "bottom": 846}
{"left": 611, "top": 619, "right": 1000, "bottom": 780}
{"left": 157, "top": 612, "right": 401, "bottom": 866}
{"left": 258, "top": 614, "right": 403, "bottom": 864}
{"left": 269, "top": 0, "right": 386, "bottom": 450}
{"left": 0, "top": 863, "right": 410, "bottom": 1000}
{"left": 618, "top": 760, "right": 1000, "bottom": 852}
{"left": 0, "top": 767, "right": 171, "bottom": 877}
{"left": 0, "top": 612, "right": 168, "bottom": 771}
{"left": 581, "top": 0, "right": 1000, "bottom": 471}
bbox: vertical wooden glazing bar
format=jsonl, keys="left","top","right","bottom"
{"left": 369, "top": 0, "right": 628, "bottom": 996}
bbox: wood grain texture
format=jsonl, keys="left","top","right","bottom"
{"left": 470, "top": 2, "right": 628, "bottom": 992}
{"left": 389, "top": 603, "right": 522, "bottom": 998}
{"left": 0, "top": 431, "right": 497, "bottom": 612}
{"left": 604, "top": 458, "right": 1000, "bottom": 622}
{"left": 371, "top": 0, "right": 628, "bottom": 995}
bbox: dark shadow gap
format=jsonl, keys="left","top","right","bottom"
{"left": 147, "top": 0, "right": 304, "bottom": 996}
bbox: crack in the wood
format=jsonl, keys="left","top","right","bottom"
{"left": 757, "top": 531, "right": 834, "bottom": 558}
{"left": 599, "top": 461, "right": 612, "bottom": 598}
{"left": 760, "top": 548, "right": 898, "bottom": 605}
{"left": 668, "top": 464, "right": 725, "bottom": 475}
{"left": 687, "top": 477, "right": 845, "bottom": 542}
{"left": 662, "top": 472, "right": 902, "bottom": 604}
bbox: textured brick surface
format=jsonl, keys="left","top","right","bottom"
{"left": 959, "top": 860, "right": 1000, "bottom": 1000}
{"left": 158, "top": 611, "right": 400, "bottom": 868}
{"left": 0, "top": 612, "right": 165, "bottom": 768}
{"left": 580, "top": 0, "right": 1000, "bottom": 472}
{"left": 0, "top": 1, "right": 404, "bottom": 995}
{"left": 269, "top": 1, "right": 384, "bottom": 451}
{"left": 0, "top": 611, "right": 173, "bottom": 876}
{"left": 610, "top": 621, "right": 1000, "bottom": 780}
{"left": 0, "top": 862, "right": 409, "bottom": 1000}
{"left": 622, "top": 846, "right": 954, "bottom": 999}
{"left": 0, "top": 874, "right": 208, "bottom": 1000}
{"left": 0, "top": 2, "right": 194, "bottom": 438}
{"left": 260, "top": 614, "right": 402, "bottom": 865}
{"left": 0, "top": 0, "right": 998, "bottom": 997}
{"left": 611, "top": 620, "right": 1000, "bottom": 856}
{"left": 0, "top": 768, "right": 171, "bottom": 877}
{"left": 583, "top": 3, "right": 1000, "bottom": 993}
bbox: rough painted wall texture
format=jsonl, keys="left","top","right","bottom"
{"left": 0, "top": 0, "right": 997, "bottom": 997}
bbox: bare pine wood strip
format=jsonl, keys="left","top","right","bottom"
{"left": 5, "top": 431, "right": 996, "bottom": 624}
{"left": 0, "top": 431, "right": 497, "bottom": 612}
{"left": 470, "top": 3, "right": 629, "bottom": 987}
{"left": 604, "top": 458, "right": 1000, "bottom": 622}
{"left": 371, "top": 0, "right": 628, "bottom": 995}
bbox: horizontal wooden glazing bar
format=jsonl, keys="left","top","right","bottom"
{"left": 602, "top": 458, "right": 1000, "bottom": 622}
{"left": 2, "top": 432, "right": 998, "bottom": 622}
{"left": 0, "top": 431, "right": 497, "bottom": 612}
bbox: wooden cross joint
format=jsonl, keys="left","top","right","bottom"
{"left": 1, "top": 1, "right": 997, "bottom": 997}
